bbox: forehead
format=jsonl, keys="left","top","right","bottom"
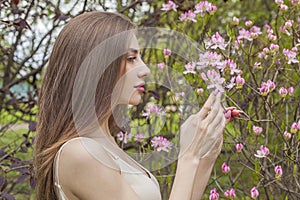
{"left": 128, "top": 34, "right": 140, "bottom": 50}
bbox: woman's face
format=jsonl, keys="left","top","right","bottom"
{"left": 116, "top": 36, "right": 151, "bottom": 106}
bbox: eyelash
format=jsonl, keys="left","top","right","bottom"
{"left": 127, "top": 56, "right": 137, "bottom": 63}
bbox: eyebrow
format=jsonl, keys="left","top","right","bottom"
{"left": 127, "top": 48, "right": 139, "bottom": 54}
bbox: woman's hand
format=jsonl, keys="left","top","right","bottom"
{"left": 179, "top": 92, "right": 226, "bottom": 161}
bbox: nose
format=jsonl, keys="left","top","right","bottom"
{"left": 137, "top": 61, "right": 151, "bottom": 78}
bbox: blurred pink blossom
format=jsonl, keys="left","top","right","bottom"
{"left": 237, "top": 28, "right": 252, "bottom": 41}
{"left": 236, "top": 143, "right": 243, "bottom": 152}
{"left": 254, "top": 145, "right": 270, "bottom": 158}
{"left": 288, "top": 87, "right": 294, "bottom": 95}
{"left": 275, "top": 0, "right": 284, "bottom": 4}
{"left": 235, "top": 75, "right": 245, "bottom": 89}
{"left": 163, "top": 48, "right": 172, "bottom": 56}
{"left": 253, "top": 125, "right": 263, "bottom": 135}
{"left": 279, "top": 87, "right": 288, "bottom": 97}
{"left": 179, "top": 10, "right": 197, "bottom": 22}
{"left": 209, "top": 188, "right": 219, "bottom": 200}
{"left": 151, "top": 136, "right": 172, "bottom": 152}
{"left": 224, "top": 188, "right": 236, "bottom": 198}
{"left": 117, "top": 131, "right": 132, "bottom": 144}
{"left": 183, "top": 62, "right": 196, "bottom": 74}
{"left": 283, "top": 48, "right": 299, "bottom": 64}
{"left": 275, "top": 165, "right": 283, "bottom": 178}
{"left": 280, "top": 4, "right": 288, "bottom": 11}
{"left": 134, "top": 133, "right": 146, "bottom": 143}
{"left": 197, "top": 51, "right": 222, "bottom": 69}
{"left": 194, "top": 1, "right": 216, "bottom": 17}
{"left": 250, "top": 26, "right": 262, "bottom": 38}
{"left": 157, "top": 62, "right": 165, "bottom": 70}
{"left": 218, "top": 59, "right": 240, "bottom": 75}
{"left": 209, "top": 32, "right": 227, "bottom": 50}
{"left": 245, "top": 20, "right": 253, "bottom": 26}
{"left": 201, "top": 69, "right": 225, "bottom": 92}
{"left": 222, "top": 162, "right": 230, "bottom": 173}
{"left": 233, "top": 16, "right": 239, "bottom": 25}
{"left": 291, "top": 122, "right": 298, "bottom": 133}
{"left": 250, "top": 187, "right": 259, "bottom": 199}
{"left": 197, "top": 87, "right": 204, "bottom": 94}
{"left": 284, "top": 131, "right": 292, "bottom": 139}
{"left": 161, "top": 0, "right": 178, "bottom": 12}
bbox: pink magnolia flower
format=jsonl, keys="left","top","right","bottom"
{"left": 197, "top": 51, "right": 222, "bottom": 69}
{"left": 284, "top": 131, "right": 292, "bottom": 140}
{"left": 253, "top": 125, "right": 263, "bottom": 135}
{"left": 235, "top": 75, "right": 245, "bottom": 89}
{"left": 267, "top": 79, "right": 276, "bottom": 91}
{"left": 258, "top": 82, "right": 270, "bottom": 96}
{"left": 117, "top": 131, "right": 132, "bottom": 144}
{"left": 250, "top": 26, "right": 262, "bottom": 38}
{"left": 280, "top": 4, "right": 288, "bottom": 11}
{"left": 179, "top": 10, "right": 197, "bottom": 22}
{"left": 163, "top": 48, "right": 172, "bottom": 56}
{"left": 283, "top": 48, "right": 299, "bottom": 64}
{"left": 157, "top": 62, "right": 165, "bottom": 70}
{"left": 236, "top": 143, "right": 243, "bottom": 152}
{"left": 226, "top": 76, "right": 236, "bottom": 90}
{"left": 279, "top": 87, "right": 288, "bottom": 97}
{"left": 218, "top": 59, "right": 240, "bottom": 75}
{"left": 275, "top": 165, "right": 283, "bottom": 178}
{"left": 291, "top": 122, "right": 298, "bottom": 133}
{"left": 237, "top": 28, "right": 252, "bottom": 41}
{"left": 280, "top": 25, "right": 291, "bottom": 36}
{"left": 254, "top": 145, "right": 270, "bottom": 158}
{"left": 250, "top": 187, "right": 259, "bottom": 199}
{"left": 224, "top": 188, "right": 236, "bottom": 198}
{"left": 194, "top": 1, "right": 216, "bottom": 17}
{"left": 151, "top": 136, "right": 172, "bottom": 152}
{"left": 285, "top": 20, "right": 294, "bottom": 28}
{"left": 197, "top": 87, "right": 204, "bottom": 94}
{"left": 222, "top": 162, "right": 230, "bottom": 173}
{"left": 209, "top": 32, "right": 227, "bottom": 50}
{"left": 224, "top": 107, "right": 242, "bottom": 121}
{"left": 288, "top": 87, "right": 294, "bottom": 95}
{"left": 134, "top": 133, "right": 146, "bottom": 143}
{"left": 233, "top": 16, "right": 239, "bottom": 25}
{"left": 209, "top": 188, "right": 219, "bottom": 200}
{"left": 142, "top": 103, "right": 164, "bottom": 119}
{"left": 275, "top": 0, "right": 284, "bottom": 4}
{"left": 183, "top": 62, "right": 196, "bottom": 74}
{"left": 201, "top": 69, "right": 225, "bottom": 92}
{"left": 161, "top": 0, "right": 178, "bottom": 12}
{"left": 270, "top": 43, "right": 279, "bottom": 52}
{"left": 245, "top": 20, "right": 253, "bottom": 27}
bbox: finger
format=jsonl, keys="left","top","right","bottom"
{"left": 197, "top": 93, "right": 217, "bottom": 120}
{"left": 203, "top": 94, "right": 221, "bottom": 123}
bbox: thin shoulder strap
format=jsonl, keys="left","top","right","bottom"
{"left": 53, "top": 137, "right": 81, "bottom": 200}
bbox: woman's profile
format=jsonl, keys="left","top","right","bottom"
{"left": 34, "top": 11, "right": 226, "bottom": 200}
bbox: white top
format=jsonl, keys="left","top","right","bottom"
{"left": 53, "top": 137, "right": 162, "bottom": 200}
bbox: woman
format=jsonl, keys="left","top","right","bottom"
{"left": 34, "top": 11, "right": 226, "bottom": 200}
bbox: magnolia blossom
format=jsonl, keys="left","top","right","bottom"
{"left": 254, "top": 145, "right": 270, "bottom": 158}
{"left": 197, "top": 87, "right": 204, "bottom": 94}
{"left": 283, "top": 48, "right": 299, "bottom": 64}
{"left": 245, "top": 20, "right": 253, "bottom": 26}
{"left": 237, "top": 28, "right": 252, "bottom": 41}
{"left": 194, "top": 1, "right": 216, "bottom": 17}
{"left": 258, "top": 80, "right": 276, "bottom": 96}
{"left": 209, "top": 188, "right": 219, "bottom": 200}
{"left": 209, "top": 32, "right": 227, "bottom": 50}
{"left": 280, "top": 4, "right": 288, "bottom": 11}
{"left": 253, "top": 125, "right": 263, "bottom": 135}
{"left": 157, "top": 62, "right": 165, "bottom": 70}
{"left": 151, "top": 136, "right": 172, "bottom": 152}
{"left": 218, "top": 59, "right": 240, "bottom": 75}
{"left": 222, "top": 162, "right": 230, "bottom": 173}
{"left": 291, "top": 122, "right": 298, "bottom": 133}
{"left": 142, "top": 103, "right": 165, "bottom": 119}
{"left": 285, "top": 20, "right": 294, "bottom": 28}
{"left": 279, "top": 87, "right": 288, "bottom": 97}
{"left": 270, "top": 43, "right": 279, "bottom": 52}
{"left": 284, "top": 131, "right": 292, "bottom": 139}
{"left": 163, "top": 48, "right": 172, "bottom": 56}
{"left": 201, "top": 69, "right": 225, "bottom": 92}
{"left": 179, "top": 10, "right": 197, "bottom": 22}
{"left": 161, "top": 0, "right": 178, "bottom": 12}
{"left": 288, "top": 86, "right": 294, "bottom": 95}
{"left": 224, "top": 107, "right": 242, "bottom": 121}
{"left": 236, "top": 143, "right": 243, "bottom": 152}
{"left": 117, "top": 131, "right": 132, "bottom": 144}
{"left": 275, "top": 0, "right": 284, "bottom": 4}
{"left": 275, "top": 165, "right": 283, "bottom": 178}
{"left": 250, "top": 26, "right": 262, "bottom": 38}
{"left": 250, "top": 187, "right": 259, "bottom": 199}
{"left": 197, "top": 51, "right": 222, "bottom": 69}
{"left": 224, "top": 188, "right": 236, "bottom": 198}
{"left": 134, "top": 133, "right": 146, "bottom": 143}
{"left": 183, "top": 62, "right": 196, "bottom": 74}
{"left": 233, "top": 16, "right": 239, "bottom": 25}
{"left": 235, "top": 75, "right": 245, "bottom": 89}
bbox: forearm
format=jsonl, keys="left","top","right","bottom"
{"left": 169, "top": 155, "right": 217, "bottom": 200}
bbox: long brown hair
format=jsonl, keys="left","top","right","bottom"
{"left": 34, "top": 11, "right": 136, "bottom": 200}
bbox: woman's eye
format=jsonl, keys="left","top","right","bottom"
{"left": 127, "top": 56, "right": 137, "bottom": 63}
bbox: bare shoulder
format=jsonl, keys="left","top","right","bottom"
{"left": 57, "top": 137, "right": 139, "bottom": 200}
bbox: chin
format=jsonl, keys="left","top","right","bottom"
{"left": 128, "top": 93, "right": 142, "bottom": 106}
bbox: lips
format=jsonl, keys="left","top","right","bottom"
{"left": 134, "top": 83, "right": 145, "bottom": 93}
